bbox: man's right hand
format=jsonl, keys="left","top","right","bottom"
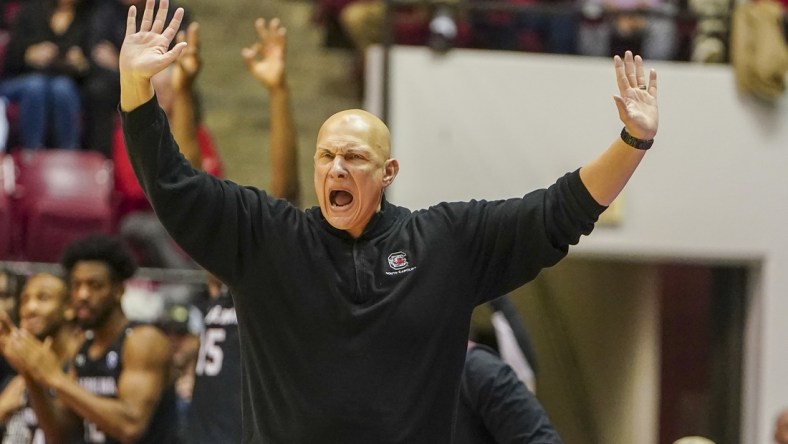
{"left": 119, "top": 0, "right": 186, "bottom": 111}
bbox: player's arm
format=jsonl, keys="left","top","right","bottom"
{"left": 25, "top": 373, "right": 83, "bottom": 444}
{"left": 169, "top": 22, "right": 202, "bottom": 169}
{"left": 47, "top": 326, "right": 172, "bottom": 442}
{"left": 0, "top": 376, "right": 25, "bottom": 422}
{"left": 242, "top": 18, "right": 300, "bottom": 204}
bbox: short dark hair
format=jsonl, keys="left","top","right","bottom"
{"left": 0, "top": 268, "right": 25, "bottom": 300}
{"left": 60, "top": 234, "right": 138, "bottom": 284}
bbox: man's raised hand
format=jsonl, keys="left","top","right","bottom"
{"left": 119, "top": 0, "right": 186, "bottom": 109}
{"left": 613, "top": 51, "right": 658, "bottom": 141}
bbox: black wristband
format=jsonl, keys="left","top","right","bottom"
{"left": 620, "top": 127, "right": 654, "bottom": 150}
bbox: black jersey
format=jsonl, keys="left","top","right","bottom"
{"left": 186, "top": 289, "right": 242, "bottom": 444}
{"left": 1, "top": 398, "right": 43, "bottom": 444}
{"left": 73, "top": 325, "right": 179, "bottom": 444}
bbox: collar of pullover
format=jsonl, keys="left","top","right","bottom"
{"left": 313, "top": 194, "right": 401, "bottom": 242}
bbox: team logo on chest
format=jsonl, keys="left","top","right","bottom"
{"left": 386, "top": 251, "right": 416, "bottom": 275}
{"left": 388, "top": 251, "right": 409, "bottom": 270}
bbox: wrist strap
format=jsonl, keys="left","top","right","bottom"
{"left": 620, "top": 127, "right": 654, "bottom": 150}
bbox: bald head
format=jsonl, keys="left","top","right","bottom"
{"left": 313, "top": 108, "right": 399, "bottom": 238}
{"left": 317, "top": 109, "right": 391, "bottom": 160}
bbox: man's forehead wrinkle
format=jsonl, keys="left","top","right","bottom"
{"left": 317, "top": 139, "right": 373, "bottom": 154}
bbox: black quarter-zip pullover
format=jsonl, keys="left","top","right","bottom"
{"left": 122, "top": 97, "right": 605, "bottom": 444}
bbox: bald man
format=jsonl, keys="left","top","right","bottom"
{"left": 117, "top": 1, "right": 658, "bottom": 442}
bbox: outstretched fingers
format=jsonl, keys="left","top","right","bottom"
{"left": 161, "top": 7, "right": 185, "bottom": 43}
{"left": 125, "top": 4, "right": 137, "bottom": 37}
{"left": 635, "top": 55, "right": 646, "bottom": 88}
{"left": 614, "top": 51, "right": 655, "bottom": 93}
{"left": 187, "top": 21, "right": 200, "bottom": 49}
{"left": 139, "top": 0, "right": 156, "bottom": 33}
{"left": 152, "top": 0, "right": 170, "bottom": 34}
{"left": 624, "top": 51, "right": 637, "bottom": 88}
{"left": 255, "top": 17, "right": 269, "bottom": 42}
{"left": 613, "top": 54, "right": 629, "bottom": 95}
{"left": 647, "top": 68, "right": 657, "bottom": 98}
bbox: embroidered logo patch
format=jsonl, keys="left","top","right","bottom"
{"left": 386, "top": 251, "right": 416, "bottom": 276}
{"left": 388, "top": 251, "right": 409, "bottom": 270}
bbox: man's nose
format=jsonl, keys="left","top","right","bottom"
{"left": 73, "top": 285, "right": 89, "bottom": 301}
{"left": 329, "top": 156, "right": 347, "bottom": 178}
{"left": 22, "top": 300, "right": 37, "bottom": 314}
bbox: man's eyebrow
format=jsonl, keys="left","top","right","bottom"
{"left": 316, "top": 143, "right": 368, "bottom": 153}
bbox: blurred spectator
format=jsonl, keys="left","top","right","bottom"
{"left": 685, "top": 0, "right": 729, "bottom": 63}
{"left": 0, "top": 0, "right": 93, "bottom": 150}
{"left": 340, "top": 0, "right": 469, "bottom": 93}
{"left": 0, "top": 269, "right": 22, "bottom": 325}
{"left": 730, "top": 0, "right": 788, "bottom": 101}
{"left": 83, "top": 0, "right": 189, "bottom": 157}
{"left": 776, "top": 408, "right": 788, "bottom": 444}
{"left": 0, "top": 234, "right": 178, "bottom": 443}
{"left": 456, "top": 342, "right": 563, "bottom": 443}
{"left": 470, "top": 0, "right": 579, "bottom": 53}
{"left": 578, "top": 0, "right": 678, "bottom": 60}
{"left": 0, "top": 272, "right": 81, "bottom": 444}
{"left": 156, "top": 300, "right": 199, "bottom": 442}
{"left": 0, "top": 268, "right": 22, "bottom": 391}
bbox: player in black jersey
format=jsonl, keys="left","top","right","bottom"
{"left": 0, "top": 235, "right": 177, "bottom": 443}
{"left": 184, "top": 17, "right": 300, "bottom": 443}
{"left": 186, "top": 274, "right": 242, "bottom": 443}
{"left": 0, "top": 273, "right": 81, "bottom": 444}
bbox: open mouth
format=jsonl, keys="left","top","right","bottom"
{"left": 329, "top": 190, "right": 354, "bottom": 208}
{"left": 76, "top": 306, "right": 91, "bottom": 319}
{"left": 21, "top": 317, "right": 41, "bottom": 329}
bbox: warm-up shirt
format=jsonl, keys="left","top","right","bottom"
{"left": 121, "top": 97, "right": 605, "bottom": 444}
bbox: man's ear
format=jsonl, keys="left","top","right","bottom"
{"left": 382, "top": 159, "right": 399, "bottom": 188}
{"left": 113, "top": 283, "right": 125, "bottom": 305}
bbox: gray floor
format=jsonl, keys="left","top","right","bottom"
{"left": 182, "top": 0, "right": 361, "bottom": 207}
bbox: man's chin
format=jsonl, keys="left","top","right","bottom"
{"left": 324, "top": 212, "right": 355, "bottom": 229}
{"left": 76, "top": 318, "right": 95, "bottom": 329}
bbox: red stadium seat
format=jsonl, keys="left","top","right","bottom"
{"left": 13, "top": 149, "right": 114, "bottom": 262}
{"left": 0, "top": 154, "right": 14, "bottom": 259}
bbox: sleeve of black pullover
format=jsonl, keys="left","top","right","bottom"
{"left": 440, "top": 170, "right": 606, "bottom": 304}
{"left": 120, "top": 96, "right": 288, "bottom": 285}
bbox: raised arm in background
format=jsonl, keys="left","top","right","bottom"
{"left": 242, "top": 17, "right": 300, "bottom": 204}
{"left": 167, "top": 21, "right": 202, "bottom": 168}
